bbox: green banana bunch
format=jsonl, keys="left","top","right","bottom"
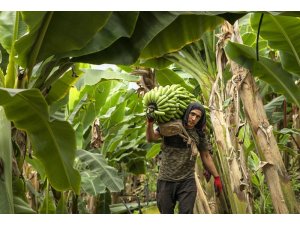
{"left": 143, "top": 84, "right": 197, "bottom": 124}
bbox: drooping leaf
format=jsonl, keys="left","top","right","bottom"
{"left": 0, "top": 88, "right": 80, "bottom": 193}
{"left": 73, "top": 12, "right": 179, "bottom": 65}
{"left": 59, "top": 12, "right": 139, "bottom": 58}
{"left": 251, "top": 13, "right": 300, "bottom": 76}
{"left": 224, "top": 42, "right": 300, "bottom": 107}
{"left": 140, "top": 14, "right": 223, "bottom": 60}
{"left": 0, "top": 107, "right": 14, "bottom": 213}
{"left": 15, "top": 12, "right": 112, "bottom": 68}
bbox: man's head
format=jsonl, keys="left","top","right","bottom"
{"left": 186, "top": 109, "right": 202, "bottom": 128}
{"left": 183, "top": 102, "right": 206, "bottom": 133}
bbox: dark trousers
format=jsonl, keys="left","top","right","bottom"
{"left": 156, "top": 178, "right": 197, "bottom": 214}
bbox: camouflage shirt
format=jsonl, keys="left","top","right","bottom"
{"left": 158, "top": 128, "right": 209, "bottom": 181}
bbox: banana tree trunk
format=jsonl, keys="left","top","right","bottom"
{"left": 208, "top": 34, "right": 253, "bottom": 213}
{"left": 229, "top": 23, "right": 299, "bottom": 213}
{"left": 225, "top": 71, "right": 253, "bottom": 214}
{"left": 209, "top": 89, "right": 252, "bottom": 213}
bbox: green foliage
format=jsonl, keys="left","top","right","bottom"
{"left": 264, "top": 95, "right": 285, "bottom": 125}
{"left": 225, "top": 42, "right": 300, "bottom": 107}
{"left": 251, "top": 13, "right": 300, "bottom": 76}
{"left": 146, "top": 143, "right": 161, "bottom": 160}
{"left": 38, "top": 181, "right": 56, "bottom": 214}
{"left": 0, "top": 107, "right": 14, "bottom": 213}
{"left": 156, "top": 68, "right": 194, "bottom": 93}
{"left": 0, "top": 88, "right": 81, "bottom": 193}
{"left": 13, "top": 196, "right": 36, "bottom": 214}
{"left": 290, "top": 171, "right": 300, "bottom": 202}
{"left": 76, "top": 149, "right": 124, "bottom": 195}
{"left": 248, "top": 151, "right": 274, "bottom": 213}
{"left": 1, "top": 11, "right": 300, "bottom": 214}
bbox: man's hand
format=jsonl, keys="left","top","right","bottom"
{"left": 214, "top": 176, "right": 223, "bottom": 196}
{"left": 146, "top": 113, "right": 155, "bottom": 123}
{"left": 203, "top": 169, "right": 212, "bottom": 182}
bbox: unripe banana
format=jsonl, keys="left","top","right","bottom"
{"left": 143, "top": 84, "right": 199, "bottom": 123}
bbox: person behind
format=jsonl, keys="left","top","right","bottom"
{"left": 146, "top": 102, "right": 222, "bottom": 214}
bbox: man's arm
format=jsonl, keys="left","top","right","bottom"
{"left": 200, "top": 150, "right": 219, "bottom": 178}
{"left": 200, "top": 150, "right": 223, "bottom": 194}
{"left": 146, "top": 120, "right": 161, "bottom": 142}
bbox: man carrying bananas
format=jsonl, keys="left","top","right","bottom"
{"left": 146, "top": 102, "right": 223, "bottom": 214}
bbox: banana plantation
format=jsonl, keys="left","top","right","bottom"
{"left": 0, "top": 12, "right": 300, "bottom": 214}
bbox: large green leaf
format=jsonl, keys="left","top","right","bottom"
{"left": 141, "top": 14, "right": 223, "bottom": 60}
{"left": 0, "top": 88, "right": 80, "bottom": 193}
{"left": 76, "top": 150, "right": 124, "bottom": 194}
{"left": 0, "top": 107, "right": 14, "bottom": 213}
{"left": 59, "top": 12, "right": 139, "bottom": 58}
{"left": 224, "top": 42, "right": 300, "bottom": 107}
{"left": 251, "top": 13, "right": 300, "bottom": 76}
{"left": 15, "top": 12, "right": 112, "bottom": 68}
{"left": 72, "top": 12, "right": 178, "bottom": 65}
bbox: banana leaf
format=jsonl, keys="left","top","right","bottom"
{"left": 76, "top": 149, "right": 124, "bottom": 195}
{"left": 140, "top": 14, "right": 223, "bottom": 60}
{"left": 0, "top": 88, "right": 80, "bottom": 193}
{"left": 224, "top": 42, "right": 300, "bottom": 107}
{"left": 251, "top": 13, "right": 300, "bottom": 76}
{"left": 73, "top": 12, "right": 178, "bottom": 65}
{"left": 14, "top": 12, "right": 111, "bottom": 68}
{"left": 0, "top": 107, "right": 14, "bottom": 213}
{"left": 58, "top": 12, "right": 139, "bottom": 58}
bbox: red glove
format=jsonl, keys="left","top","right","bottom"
{"left": 214, "top": 176, "right": 223, "bottom": 196}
